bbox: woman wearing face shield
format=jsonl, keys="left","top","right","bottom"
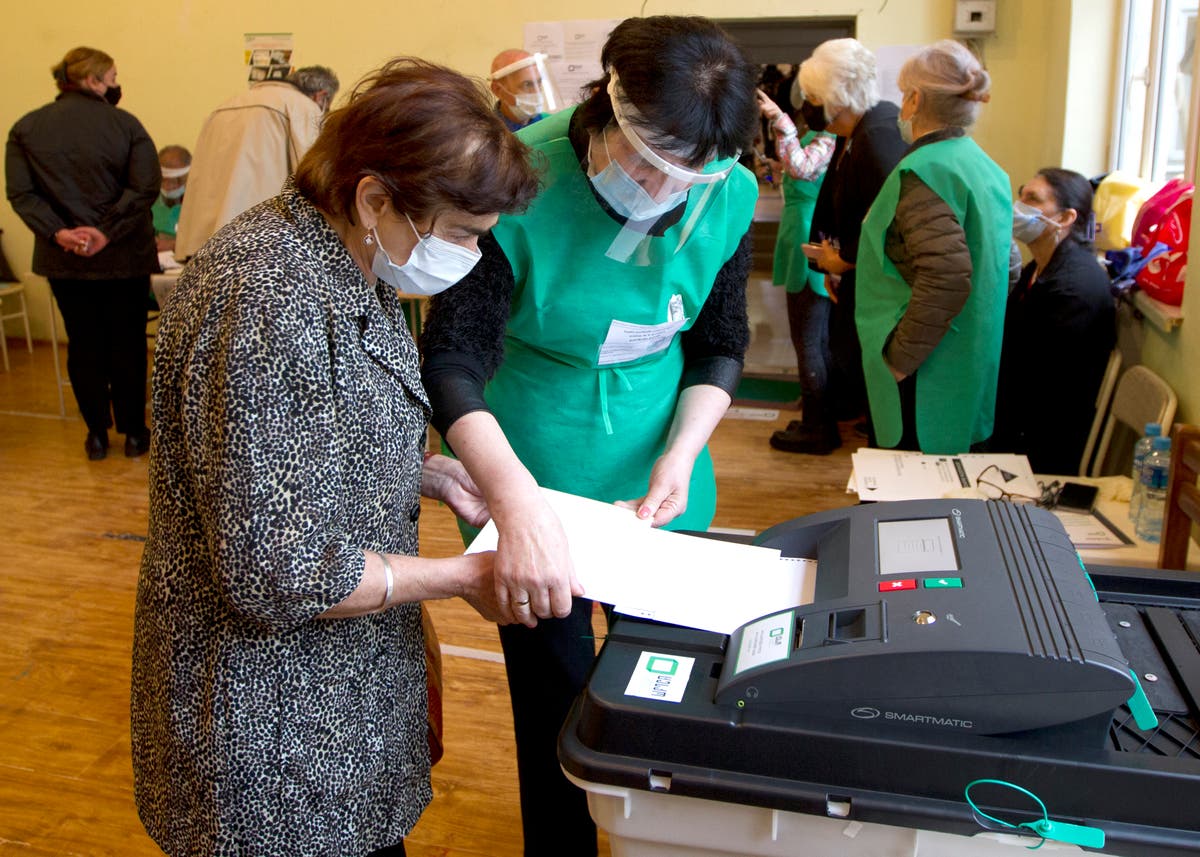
{"left": 420, "top": 16, "right": 759, "bottom": 856}
{"left": 131, "top": 59, "right": 540, "bottom": 857}
{"left": 991, "top": 169, "right": 1116, "bottom": 473}
{"left": 854, "top": 39, "right": 1010, "bottom": 455}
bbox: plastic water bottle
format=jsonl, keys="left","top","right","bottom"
{"left": 1135, "top": 436, "right": 1172, "bottom": 543}
{"left": 1129, "top": 422, "right": 1163, "bottom": 524}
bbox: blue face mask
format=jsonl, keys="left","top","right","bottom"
{"left": 588, "top": 135, "right": 687, "bottom": 222}
{"left": 1012, "top": 200, "right": 1059, "bottom": 245}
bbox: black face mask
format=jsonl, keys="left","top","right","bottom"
{"left": 103, "top": 85, "right": 122, "bottom": 107}
{"left": 799, "top": 100, "right": 827, "bottom": 133}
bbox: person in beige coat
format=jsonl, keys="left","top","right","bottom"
{"left": 174, "top": 65, "right": 338, "bottom": 260}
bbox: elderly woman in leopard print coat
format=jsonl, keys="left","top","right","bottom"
{"left": 131, "top": 59, "right": 540, "bottom": 857}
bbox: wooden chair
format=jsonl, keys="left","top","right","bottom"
{"left": 1078, "top": 348, "right": 1122, "bottom": 476}
{"left": 1159, "top": 424, "right": 1200, "bottom": 569}
{"left": 1089, "top": 364, "right": 1177, "bottom": 476}
{"left": 0, "top": 282, "right": 33, "bottom": 372}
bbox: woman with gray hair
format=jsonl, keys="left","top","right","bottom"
{"left": 854, "top": 39, "right": 1011, "bottom": 454}
{"left": 771, "top": 38, "right": 906, "bottom": 454}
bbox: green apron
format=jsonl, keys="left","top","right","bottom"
{"left": 773, "top": 130, "right": 829, "bottom": 296}
{"left": 484, "top": 107, "right": 758, "bottom": 532}
{"left": 856, "top": 136, "right": 1011, "bottom": 453}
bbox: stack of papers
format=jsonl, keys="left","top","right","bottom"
{"left": 849, "top": 449, "right": 1040, "bottom": 502}
{"left": 466, "top": 488, "right": 816, "bottom": 635}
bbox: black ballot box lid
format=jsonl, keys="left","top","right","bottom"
{"left": 560, "top": 565, "right": 1200, "bottom": 857}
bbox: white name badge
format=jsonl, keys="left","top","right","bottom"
{"left": 597, "top": 293, "right": 688, "bottom": 366}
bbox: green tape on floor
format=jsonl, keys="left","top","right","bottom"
{"left": 734, "top": 377, "right": 800, "bottom": 404}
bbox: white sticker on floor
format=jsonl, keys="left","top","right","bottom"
{"left": 624, "top": 651, "right": 695, "bottom": 703}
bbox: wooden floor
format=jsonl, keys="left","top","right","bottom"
{"left": 0, "top": 338, "right": 863, "bottom": 857}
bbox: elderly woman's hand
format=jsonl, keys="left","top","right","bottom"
{"left": 756, "top": 88, "right": 782, "bottom": 122}
{"left": 421, "top": 453, "right": 490, "bottom": 528}
{"left": 816, "top": 238, "right": 849, "bottom": 276}
{"left": 453, "top": 550, "right": 510, "bottom": 623}
{"left": 494, "top": 496, "right": 584, "bottom": 628}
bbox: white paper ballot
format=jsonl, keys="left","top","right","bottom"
{"left": 465, "top": 488, "right": 815, "bottom": 635}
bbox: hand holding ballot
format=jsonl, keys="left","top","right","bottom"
{"left": 467, "top": 488, "right": 816, "bottom": 634}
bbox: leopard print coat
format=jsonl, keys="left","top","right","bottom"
{"left": 132, "top": 179, "right": 432, "bottom": 856}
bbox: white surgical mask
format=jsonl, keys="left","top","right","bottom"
{"left": 896, "top": 115, "right": 914, "bottom": 145}
{"left": 588, "top": 135, "right": 687, "bottom": 222}
{"left": 370, "top": 214, "right": 481, "bottom": 296}
{"left": 1012, "top": 200, "right": 1059, "bottom": 245}
{"left": 160, "top": 185, "right": 186, "bottom": 201}
{"left": 509, "top": 91, "right": 545, "bottom": 122}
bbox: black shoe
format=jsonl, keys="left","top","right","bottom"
{"left": 769, "top": 424, "right": 843, "bottom": 455}
{"left": 85, "top": 431, "right": 109, "bottom": 461}
{"left": 124, "top": 430, "right": 151, "bottom": 458}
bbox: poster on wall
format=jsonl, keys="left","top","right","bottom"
{"left": 874, "top": 45, "right": 922, "bottom": 108}
{"left": 524, "top": 19, "right": 619, "bottom": 105}
{"left": 244, "top": 33, "right": 294, "bottom": 84}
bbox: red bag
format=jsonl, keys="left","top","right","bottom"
{"left": 1131, "top": 177, "right": 1193, "bottom": 305}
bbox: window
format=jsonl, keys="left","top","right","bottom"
{"left": 1112, "top": 0, "right": 1199, "bottom": 181}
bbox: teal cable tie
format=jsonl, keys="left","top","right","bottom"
{"left": 964, "top": 778, "right": 1105, "bottom": 851}
{"left": 1126, "top": 668, "right": 1160, "bottom": 730}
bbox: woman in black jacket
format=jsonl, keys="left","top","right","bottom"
{"left": 6, "top": 46, "right": 160, "bottom": 459}
{"left": 991, "top": 168, "right": 1116, "bottom": 474}
{"left": 770, "top": 38, "right": 908, "bottom": 454}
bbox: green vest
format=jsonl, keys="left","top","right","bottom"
{"left": 773, "top": 130, "right": 829, "bottom": 295}
{"left": 152, "top": 196, "right": 181, "bottom": 237}
{"left": 856, "top": 136, "right": 1011, "bottom": 453}
{"left": 485, "top": 107, "right": 758, "bottom": 531}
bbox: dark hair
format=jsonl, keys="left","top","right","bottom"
{"left": 288, "top": 65, "right": 340, "bottom": 99}
{"left": 1037, "top": 167, "right": 1095, "bottom": 245}
{"left": 52, "top": 47, "right": 113, "bottom": 93}
{"left": 295, "top": 58, "right": 542, "bottom": 225}
{"left": 577, "top": 16, "right": 759, "bottom": 167}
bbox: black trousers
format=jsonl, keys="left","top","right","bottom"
{"left": 49, "top": 276, "right": 149, "bottom": 436}
{"left": 498, "top": 597, "right": 599, "bottom": 857}
{"left": 828, "top": 270, "right": 868, "bottom": 422}
{"left": 368, "top": 842, "right": 405, "bottom": 856}
{"left": 787, "top": 287, "right": 834, "bottom": 431}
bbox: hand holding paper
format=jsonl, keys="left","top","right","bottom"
{"left": 468, "top": 488, "right": 815, "bottom": 634}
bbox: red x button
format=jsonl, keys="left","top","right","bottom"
{"left": 878, "top": 579, "right": 918, "bottom": 592}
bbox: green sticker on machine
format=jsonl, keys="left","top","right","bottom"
{"left": 734, "top": 611, "right": 795, "bottom": 674}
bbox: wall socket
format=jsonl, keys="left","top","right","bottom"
{"left": 954, "top": 0, "right": 997, "bottom": 35}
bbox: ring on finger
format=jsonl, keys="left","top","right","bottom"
{"left": 513, "top": 598, "right": 530, "bottom": 607}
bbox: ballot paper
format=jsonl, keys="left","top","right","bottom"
{"left": 850, "top": 448, "right": 1040, "bottom": 503}
{"left": 465, "top": 488, "right": 816, "bottom": 635}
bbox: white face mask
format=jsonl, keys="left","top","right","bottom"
{"left": 508, "top": 91, "right": 545, "bottom": 122}
{"left": 370, "top": 214, "right": 482, "bottom": 296}
{"left": 588, "top": 135, "right": 687, "bottom": 222}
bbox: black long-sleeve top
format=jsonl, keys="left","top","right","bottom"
{"left": 420, "top": 110, "right": 752, "bottom": 439}
{"left": 991, "top": 239, "right": 1116, "bottom": 474}
{"left": 6, "top": 89, "right": 160, "bottom": 279}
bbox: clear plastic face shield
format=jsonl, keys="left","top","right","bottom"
{"left": 491, "top": 53, "right": 561, "bottom": 122}
{"left": 588, "top": 73, "right": 740, "bottom": 265}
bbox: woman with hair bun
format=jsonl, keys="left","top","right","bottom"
{"left": 6, "top": 46, "right": 159, "bottom": 460}
{"left": 854, "top": 39, "right": 1012, "bottom": 454}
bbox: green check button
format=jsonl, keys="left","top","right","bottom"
{"left": 923, "top": 577, "right": 963, "bottom": 589}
